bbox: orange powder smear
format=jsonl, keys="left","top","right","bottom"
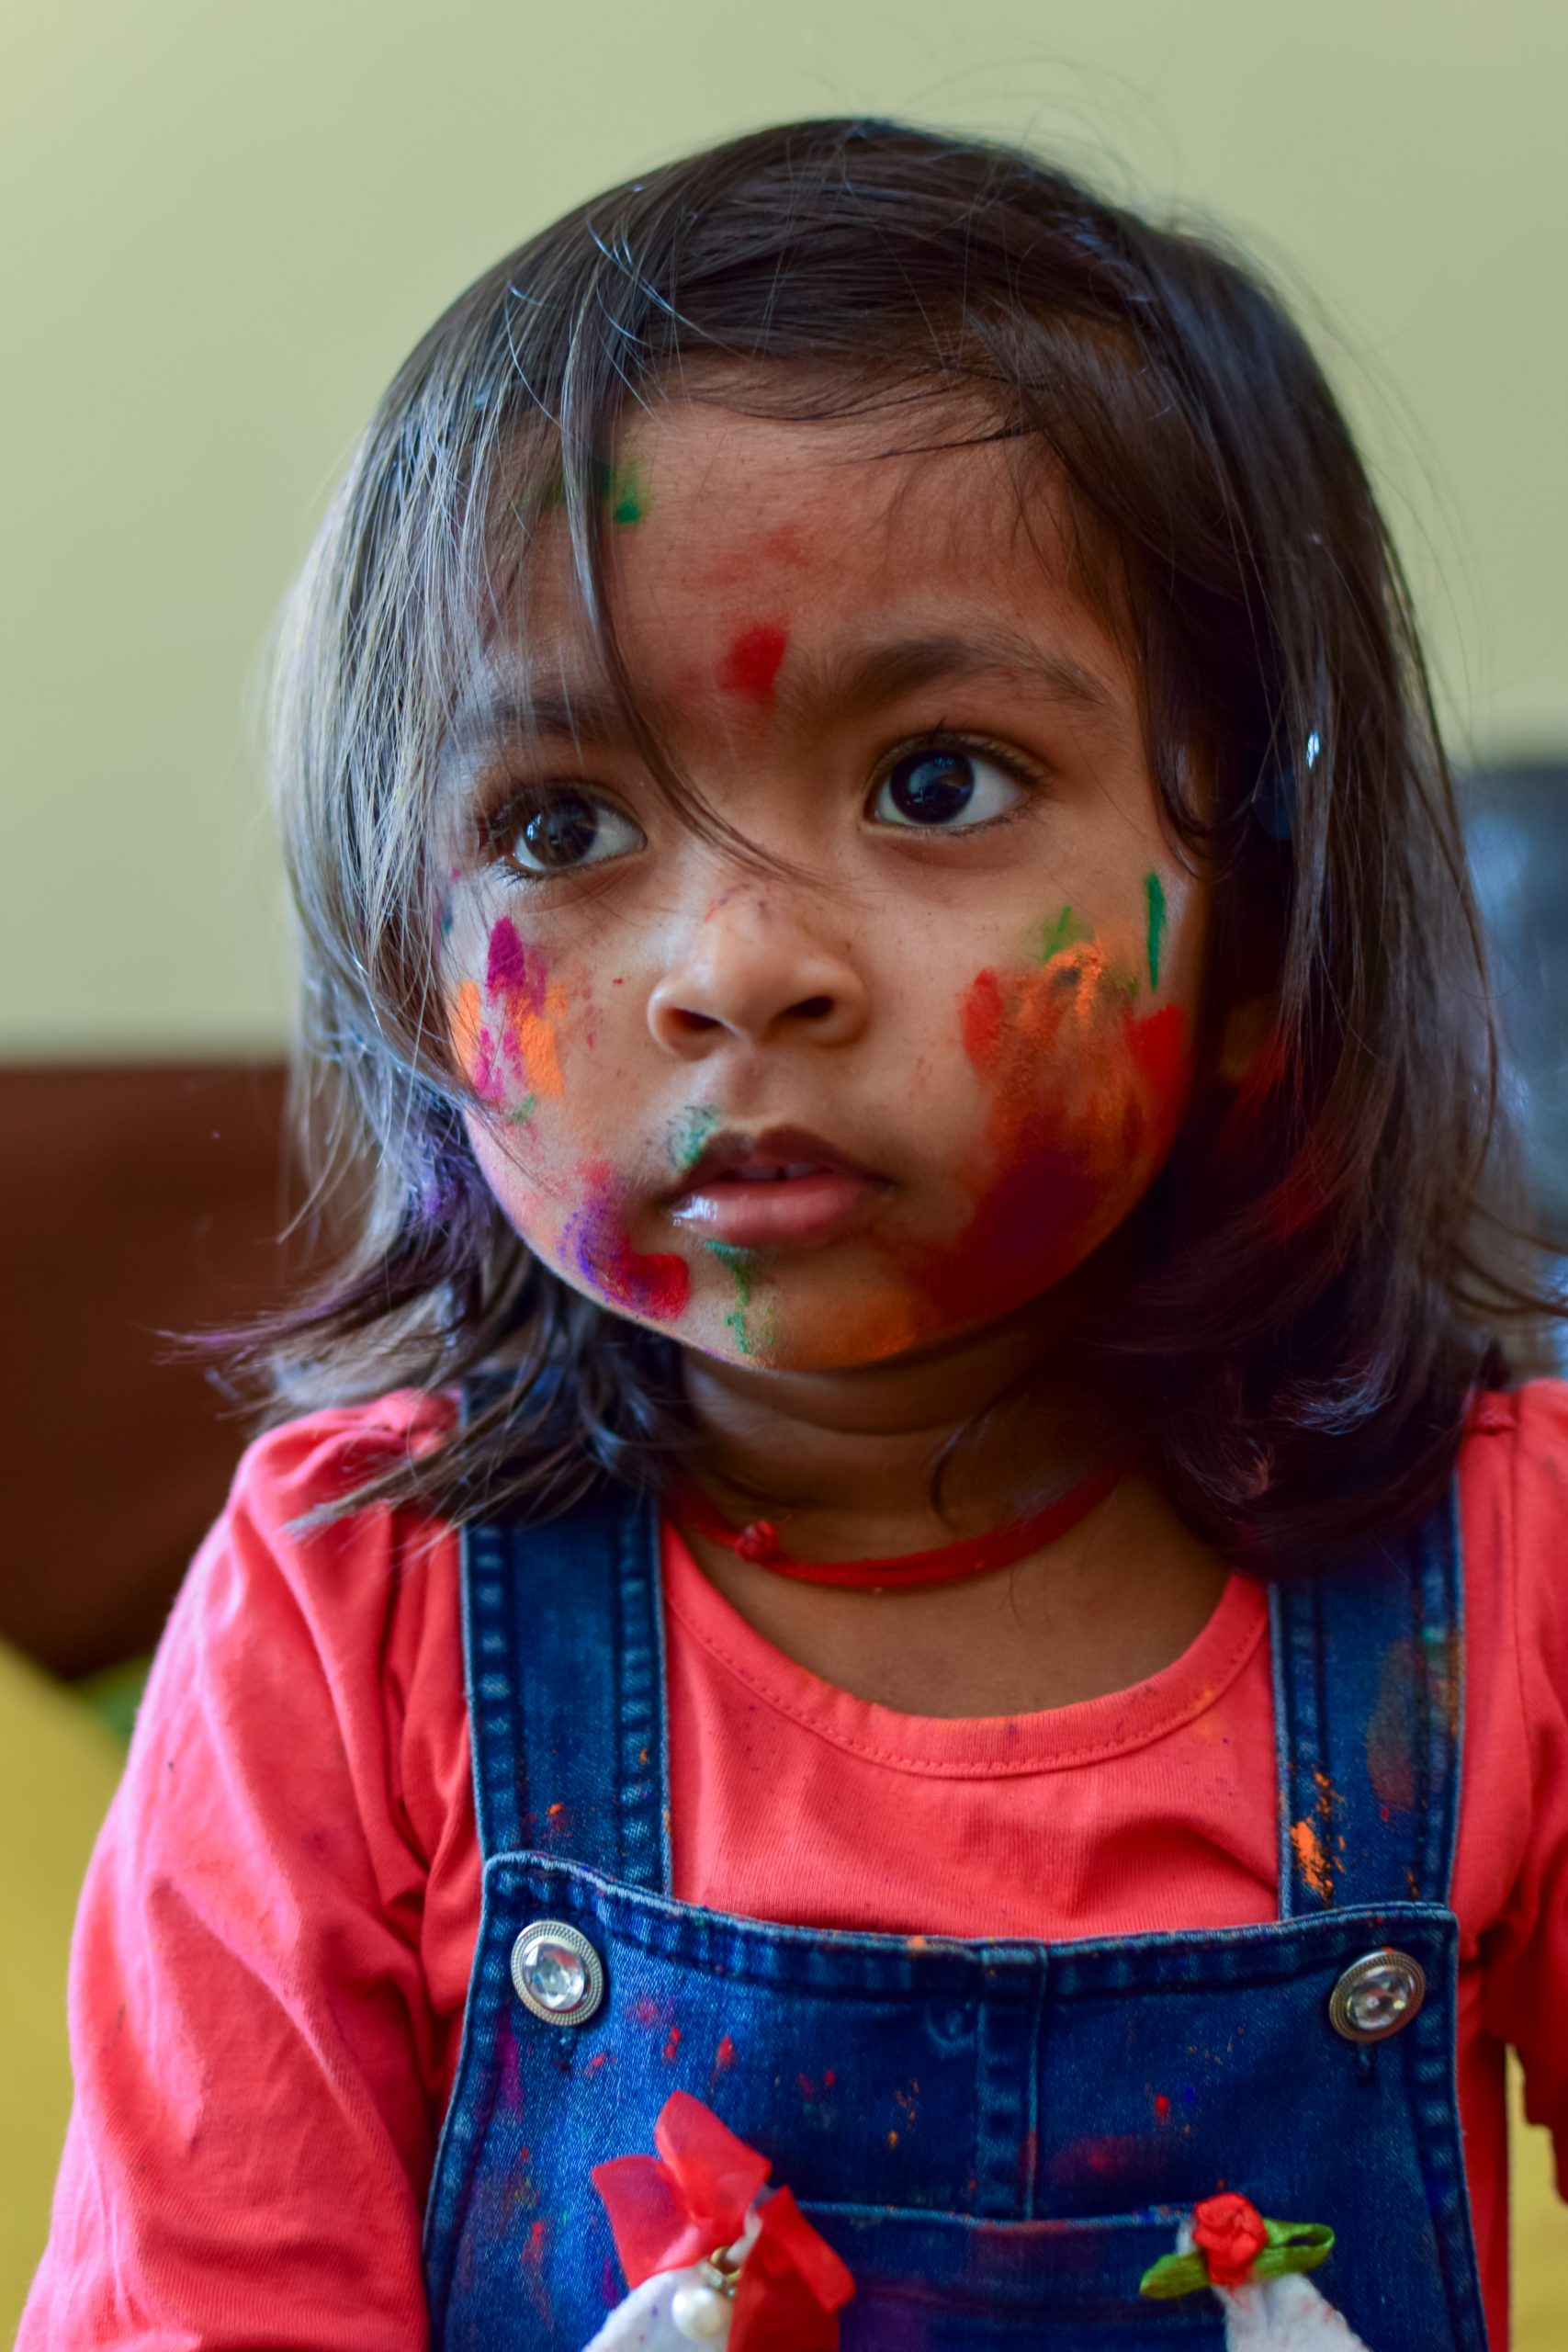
{"left": 451, "top": 981, "right": 485, "bottom": 1085}
{"left": 509, "top": 988, "right": 567, "bottom": 1099}
{"left": 1290, "top": 1817, "right": 1334, "bottom": 1901}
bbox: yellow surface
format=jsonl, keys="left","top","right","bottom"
{"left": 1512, "top": 2052, "right": 1568, "bottom": 2346}
{"left": 0, "top": 1643, "right": 124, "bottom": 2346}
{"left": 5, "top": 1645, "right": 1564, "bottom": 2337}
{"left": 3, "top": 0, "right": 1567, "bottom": 1057}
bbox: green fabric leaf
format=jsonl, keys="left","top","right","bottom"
{"left": 1137, "top": 2252, "right": 1210, "bottom": 2300}
{"left": 1252, "top": 2245, "right": 1332, "bottom": 2279}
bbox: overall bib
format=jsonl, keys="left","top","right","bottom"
{"left": 423, "top": 1479, "right": 1489, "bottom": 2349}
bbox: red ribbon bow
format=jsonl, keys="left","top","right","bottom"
{"left": 591, "top": 2091, "right": 855, "bottom": 2351}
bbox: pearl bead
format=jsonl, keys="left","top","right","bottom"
{"left": 671, "top": 2279, "right": 731, "bottom": 2340}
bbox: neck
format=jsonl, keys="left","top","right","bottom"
{"left": 680, "top": 1306, "right": 1106, "bottom": 1558}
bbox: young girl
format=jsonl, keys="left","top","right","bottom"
{"left": 22, "top": 119, "right": 1568, "bottom": 2352}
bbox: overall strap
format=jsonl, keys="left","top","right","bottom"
{"left": 460, "top": 1477, "right": 671, "bottom": 1890}
{"left": 1270, "top": 1479, "right": 1463, "bottom": 1917}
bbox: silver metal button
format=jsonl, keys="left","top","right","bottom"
{"left": 510, "top": 1919, "right": 604, "bottom": 2027}
{"left": 1327, "top": 1948, "right": 1426, "bottom": 2042}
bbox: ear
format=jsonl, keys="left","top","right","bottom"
{"left": 1216, "top": 991, "right": 1277, "bottom": 1088}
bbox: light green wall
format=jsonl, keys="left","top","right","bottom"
{"left": 5, "top": 0, "right": 1564, "bottom": 1056}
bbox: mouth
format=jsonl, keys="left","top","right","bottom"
{"left": 665, "top": 1123, "right": 889, "bottom": 1249}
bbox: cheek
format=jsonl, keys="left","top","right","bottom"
{"left": 923, "top": 951, "right": 1191, "bottom": 1309}
{"left": 564, "top": 1162, "right": 691, "bottom": 1322}
{"left": 449, "top": 917, "right": 573, "bottom": 1116}
{"left": 451, "top": 923, "right": 693, "bottom": 1327}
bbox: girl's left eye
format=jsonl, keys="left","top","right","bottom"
{"left": 869, "top": 745, "right": 1028, "bottom": 831}
{"left": 498, "top": 789, "right": 646, "bottom": 876}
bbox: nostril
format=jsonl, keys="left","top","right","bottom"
{"left": 793, "top": 996, "right": 834, "bottom": 1022}
{"left": 671, "top": 1007, "right": 723, "bottom": 1035}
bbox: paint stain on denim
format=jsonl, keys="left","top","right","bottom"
{"left": 1289, "top": 1768, "right": 1345, "bottom": 1901}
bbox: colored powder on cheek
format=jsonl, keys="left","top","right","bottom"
{"left": 508, "top": 998, "right": 564, "bottom": 1098}
{"left": 718, "top": 618, "right": 789, "bottom": 703}
{"left": 452, "top": 980, "right": 484, "bottom": 1079}
{"left": 482, "top": 920, "right": 566, "bottom": 1100}
{"left": 569, "top": 1170, "right": 691, "bottom": 1322}
{"left": 1037, "top": 904, "right": 1090, "bottom": 963}
{"left": 1124, "top": 1002, "right": 1187, "bottom": 1102}
{"left": 452, "top": 979, "right": 504, "bottom": 1103}
{"left": 936, "top": 939, "right": 1190, "bottom": 1320}
{"left": 486, "top": 916, "right": 537, "bottom": 1002}
{"left": 1144, "top": 870, "right": 1167, "bottom": 989}
{"left": 961, "top": 968, "right": 1006, "bottom": 1069}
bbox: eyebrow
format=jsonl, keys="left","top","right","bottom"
{"left": 793, "top": 626, "right": 1118, "bottom": 724}
{"left": 445, "top": 623, "right": 1117, "bottom": 764}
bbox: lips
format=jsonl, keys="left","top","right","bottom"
{"left": 667, "top": 1124, "right": 887, "bottom": 1248}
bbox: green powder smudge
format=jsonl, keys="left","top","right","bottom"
{"left": 1038, "top": 904, "right": 1091, "bottom": 963}
{"left": 669, "top": 1102, "right": 721, "bottom": 1175}
{"left": 509, "top": 1095, "right": 537, "bottom": 1127}
{"left": 705, "top": 1240, "right": 762, "bottom": 1357}
{"left": 606, "top": 457, "right": 646, "bottom": 526}
{"left": 536, "top": 457, "right": 647, "bottom": 526}
{"left": 1144, "top": 870, "right": 1167, "bottom": 990}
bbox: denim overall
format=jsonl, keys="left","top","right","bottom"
{"left": 423, "top": 1478, "right": 1489, "bottom": 2349}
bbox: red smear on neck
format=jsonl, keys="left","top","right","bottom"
{"left": 718, "top": 618, "right": 789, "bottom": 704}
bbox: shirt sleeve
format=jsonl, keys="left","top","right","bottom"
{"left": 1473, "top": 1379, "right": 1568, "bottom": 2193}
{"left": 18, "top": 1398, "right": 458, "bottom": 2352}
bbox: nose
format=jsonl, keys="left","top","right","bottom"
{"left": 647, "top": 888, "right": 870, "bottom": 1060}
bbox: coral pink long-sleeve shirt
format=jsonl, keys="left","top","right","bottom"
{"left": 21, "top": 1385, "right": 1568, "bottom": 2350}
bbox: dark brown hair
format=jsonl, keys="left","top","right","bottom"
{"left": 250, "top": 115, "right": 1555, "bottom": 1566}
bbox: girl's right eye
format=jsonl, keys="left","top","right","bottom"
{"left": 494, "top": 789, "right": 646, "bottom": 877}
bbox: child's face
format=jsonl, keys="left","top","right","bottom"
{"left": 440, "top": 400, "right": 1206, "bottom": 1374}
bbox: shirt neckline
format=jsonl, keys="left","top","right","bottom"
{"left": 660, "top": 1521, "right": 1269, "bottom": 1780}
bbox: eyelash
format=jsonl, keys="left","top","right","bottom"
{"left": 472, "top": 724, "right": 1052, "bottom": 880}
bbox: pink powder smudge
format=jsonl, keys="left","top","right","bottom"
{"left": 487, "top": 915, "right": 547, "bottom": 1010}
{"left": 718, "top": 618, "right": 789, "bottom": 704}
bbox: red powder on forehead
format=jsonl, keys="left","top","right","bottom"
{"left": 718, "top": 619, "right": 790, "bottom": 704}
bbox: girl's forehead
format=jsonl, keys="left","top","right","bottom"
{"left": 501, "top": 402, "right": 1130, "bottom": 717}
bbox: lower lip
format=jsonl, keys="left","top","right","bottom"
{"left": 671, "top": 1169, "right": 884, "bottom": 1247}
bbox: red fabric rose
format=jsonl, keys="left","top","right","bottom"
{"left": 592, "top": 2092, "right": 854, "bottom": 2351}
{"left": 1191, "top": 2192, "right": 1269, "bottom": 2288}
